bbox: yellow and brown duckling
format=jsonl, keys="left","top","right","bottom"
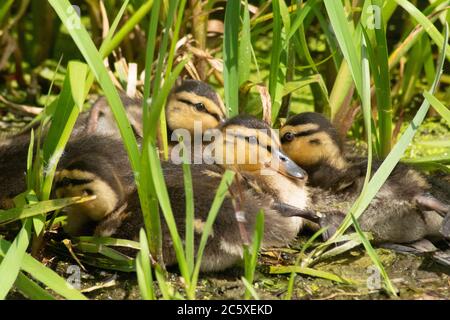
{"left": 280, "top": 112, "right": 450, "bottom": 243}
{"left": 79, "top": 79, "right": 226, "bottom": 141}
{"left": 53, "top": 134, "right": 135, "bottom": 236}
{"left": 165, "top": 79, "right": 226, "bottom": 137}
{"left": 65, "top": 115, "right": 313, "bottom": 271}
{"left": 165, "top": 79, "right": 227, "bottom": 163}
{"left": 0, "top": 132, "right": 134, "bottom": 234}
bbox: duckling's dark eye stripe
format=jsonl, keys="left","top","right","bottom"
{"left": 177, "top": 98, "right": 222, "bottom": 122}
{"left": 281, "top": 129, "right": 320, "bottom": 143}
{"left": 178, "top": 98, "right": 195, "bottom": 107}
{"left": 55, "top": 177, "right": 93, "bottom": 188}
{"left": 293, "top": 129, "right": 320, "bottom": 137}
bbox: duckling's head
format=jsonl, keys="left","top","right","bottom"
{"left": 54, "top": 158, "right": 125, "bottom": 235}
{"left": 212, "top": 115, "right": 307, "bottom": 181}
{"left": 280, "top": 112, "right": 347, "bottom": 170}
{"left": 166, "top": 79, "right": 226, "bottom": 135}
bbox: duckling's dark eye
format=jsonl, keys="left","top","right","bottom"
{"left": 283, "top": 132, "right": 295, "bottom": 142}
{"left": 194, "top": 103, "right": 206, "bottom": 112}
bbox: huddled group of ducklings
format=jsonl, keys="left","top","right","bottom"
{"left": 1, "top": 79, "right": 449, "bottom": 272}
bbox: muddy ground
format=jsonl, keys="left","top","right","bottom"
{"left": 6, "top": 236, "right": 450, "bottom": 300}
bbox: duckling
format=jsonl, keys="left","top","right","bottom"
{"left": 78, "top": 79, "right": 226, "bottom": 141}
{"left": 165, "top": 79, "right": 226, "bottom": 136}
{"left": 53, "top": 134, "right": 135, "bottom": 236}
{"left": 78, "top": 93, "right": 143, "bottom": 137}
{"left": 0, "top": 133, "right": 134, "bottom": 234}
{"left": 64, "top": 115, "right": 314, "bottom": 271}
{"left": 280, "top": 112, "right": 450, "bottom": 243}
{"left": 165, "top": 79, "right": 227, "bottom": 163}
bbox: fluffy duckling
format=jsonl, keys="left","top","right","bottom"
{"left": 280, "top": 112, "right": 449, "bottom": 243}
{"left": 53, "top": 135, "right": 135, "bottom": 236}
{"left": 165, "top": 79, "right": 226, "bottom": 137}
{"left": 65, "top": 116, "right": 313, "bottom": 271}
{"left": 78, "top": 93, "right": 143, "bottom": 137}
{"left": 80, "top": 79, "right": 226, "bottom": 141}
{"left": 0, "top": 133, "right": 134, "bottom": 235}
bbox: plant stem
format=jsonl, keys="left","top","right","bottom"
{"left": 189, "top": 0, "right": 208, "bottom": 79}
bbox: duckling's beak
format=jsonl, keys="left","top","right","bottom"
{"left": 274, "top": 149, "right": 308, "bottom": 180}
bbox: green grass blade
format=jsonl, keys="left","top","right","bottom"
{"left": 0, "top": 0, "right": 14, "bottom": 25}
{"left": 14, "top": 272, "right": 56, "bottom": 300}
{"left": 223, "top": 0, "right": 241, "bottom": 116}
{"left": 324, "top": 0, "right": 362, "bottom": 96}
{"left": 98, "top": 0, "right": 130, "bottom": 57}
{"left": 239, "top": 0, "right": 252, "bottom": 86}
{"left": 146, "top": 144, "right": 189, "bottom": 284}
{"left": 287, "top": 0, "right": 318, "bottom": 41}
{"left": 182, "top": 145, "right": 195, "bottom": 276}
{"left": 0, "top": 219, "right": 32, "bottom": 299}
{"left": 0, "top": 238, "right": 87, "bottom": 300}
{"left": 0, "top": 196, "right": 94, "bottom": 225}
{"left": 153, "top": 1, "right": 178, "bottom": 83}
{"left": 189, "top": 170, "right": 235, "bottom": 297}
{"left": 282, "top": 75, "right": 328, "bottom": 97}
{"left": 369, "top": 0, "right": 392, "bottom": 157}
{"left": 349, "top": 213, "right": 397, "bottom": 295}
{"left": 278, "top": 0, "right": 291, "bottom": 40}
{"left": 357, "top": 33, "right": 374, "bottom": 210}
{"left": 26, "top": 129, "right": 35, "bottom": 188}
{"left": 147, "top": 60, "right": 189, "bottom": 141}
{"left": 150, "top": 0, "right": 178, "bottom": 160}
{"left": 241, "top": 277, "right": 260, "bottom": 300}
{"left": 139, "top": 0, "right": 162, "bottom": 261}
{"left": 424, "top": 91, "right": 450, "bottom": 122}
{"left": 244, "top": 209, "right": 264, "bottom": 300}
{"left": 41, "top": 61, "right": 87, "bottom": 201}
{"left": 76, "top": 237, "right": 140, "bottom": 250}
{"left": 270, "top": 265, "right": 352, "bottom": 284}
{"left": 396, "top": 0, "right": 450, "bottom": 61}
{"left": 269, "top": 0, "right": 287, "bottom": 123}
{"left": 319, "top": 235, "right": 367, "bottom": 261}
{"left": 100, "top": 1, "right": 154, "bottom": 58}
{"left": 136, "top": 229, "right": 155, "bottom": 300}
{"left": 159, "top": 0, "right": 188, "bottom": 160}
{"left": 69, "top": 61, "right": 88, "bottom": 111}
